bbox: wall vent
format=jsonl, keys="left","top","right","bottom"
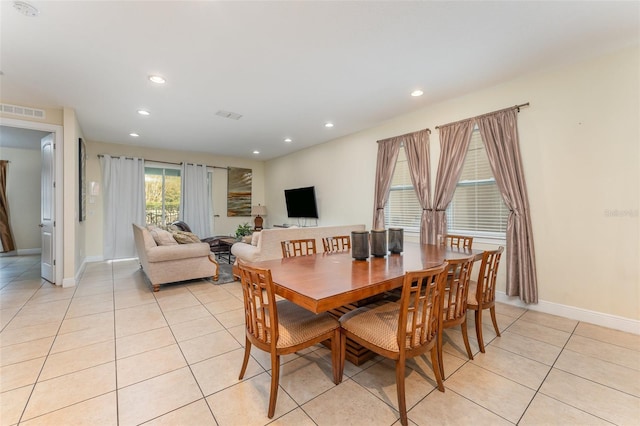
{"left": 215, "top": 110, "right": 242, "bottom": 120}
{"left": 1, "top": 103, "right": 46, "bottom": 119}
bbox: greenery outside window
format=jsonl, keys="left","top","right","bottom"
{"left": 446, "top": 128, "right": 508, "bottom": 239}
{"left": 145, "top": 165, "right": 181, "bottom": 226}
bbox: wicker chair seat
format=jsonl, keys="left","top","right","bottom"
{"left": 275, "top": 301, "right": 339, "bottom": 348}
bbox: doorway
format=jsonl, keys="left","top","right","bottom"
{"left": 0, "top": 118, "right": 64, "bottom": 285}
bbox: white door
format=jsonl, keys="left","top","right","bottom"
{"left": 41, "top": 134, "right": 55, "bottom": 283}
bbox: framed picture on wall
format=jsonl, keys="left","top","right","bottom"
{"left": 227, "top": 167, "right": 252, "bottom": 216}
{"left": 79, "top": 138, "right": 86, "bottom": 222}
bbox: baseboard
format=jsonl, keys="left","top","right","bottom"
{"left": 84, "top": 255, "right": 104, "bottom": 263}
{"left": 496, "top": 291, "right": 640, "bottom": 335}
{"left": 0, "top": 248, "right": 42, "bottom": 257}
{"left": 18, "top": 248, "right": 42, "bottom": 255}
{"left": 62, "top": 276, "right": 76, "bottom": 288}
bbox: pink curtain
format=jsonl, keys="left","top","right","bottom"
{"left": 0, "top": 160, "right": 16, "bottom": 253}
{"left": 431, "top": 120, "right": 474, "bottom": 243}
{"left": 477, "top": 108, "right": 538, "bottom": 303}
{"left": 404, "top": 130, "right": 432, "bottom": 244}
{"left": 372, "top": 137, "right": 401, "bottom": 230}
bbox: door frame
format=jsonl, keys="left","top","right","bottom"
{"left": 0, "top": 117, "right": 64, "bottom": 285}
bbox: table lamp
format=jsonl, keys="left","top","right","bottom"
{"left": 251, "top": 204, "right": 267, "bottom": 230}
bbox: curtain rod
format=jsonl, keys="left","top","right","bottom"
{"left": 377, "top": 127, "right": 431, "bottom": 143}
{"left": 435, "top": 103, "right": 530, "bottom": 130}
{"left": 97, "top": 154, "right": 229, "bottom": 170}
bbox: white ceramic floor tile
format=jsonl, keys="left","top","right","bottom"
{"left": 555, "top": 348, "right": 640, "bottom": 397}
{"left": 540, "top": 369, "right": 640, "bottom": 425}
{"left": 117, "top": 367, "right": 202, "bottom": 426}
{"left": 22, "top": 362, "right": 116, "bottom": 421}
{"left": 206, "top": 371, "right": 298, "bottom": 424}
{"left": 19, "top": 392, "right": 118, "bottom": 426}
{"left": 409, "top": 387, "right": 513, "bottom": 425}
{"left": 117, "top": 343, "right": 187, "bottom": 388}
{"left": 143, "top": 399, "right": 216, "bottom": 426}
{"left": 303, "top": 379, "right": 399, "bottom": 426}
{"left": 520, "top": 392, "right": 613, "bottom": 425}
{"left": 191, "top": 347, "right": 264, "bottom": 396}
{"left": 445, "top": 363, "right": 536, "bottom": 423}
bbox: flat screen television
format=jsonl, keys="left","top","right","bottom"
{"left": 284, "top": 186, "right": 319, "bottom": 218}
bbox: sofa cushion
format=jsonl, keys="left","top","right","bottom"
{"left": 172, "top": 231, "right": 201, "bottom": 244}
{"left": 251, "top": 231, "right": 261, "bottom": 246}
{"left": 150, "top": 228, "right": 178, "bottom": 246}
{"left": 146, "top": 242, "right": 211, "bottom": 262}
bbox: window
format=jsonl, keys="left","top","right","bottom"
{"left": 384, "top": 146, "right": 422, "bottom": 234}
{"left": 446, "top": 129, "right": 508, "bottom": 238}
{"left": 145, "top": 166, "right": 181, "bottom": 226}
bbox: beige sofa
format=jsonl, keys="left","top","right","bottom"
{"left": 132, "top": 223, "right": 219, "bottom": 292}
{"left": 231, "top": 224, "right": 366, "bottom": 276}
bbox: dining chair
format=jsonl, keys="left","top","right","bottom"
{"left": 280, "top": 238, "right": 317, "bottom": 258}
{"left": 439, "top": 234, "right": 474, "bottom": 249}
{"left": 467, "top": 246, "right": 504, "bottom": 352}
{"left": 237, "top": 262, "right": 341, "bottom": 418}
{"left": 339, "top": 263, "right": 449, "bottom": 426}
{"left": 322, "top": 235, "right": 351, "bottom": 253}
{"left": 437, "top": 256, "right": 475, "bottom": 379}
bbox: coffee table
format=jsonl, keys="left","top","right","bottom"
{"left": 209, "top": 236, "right": 236, "bottom": 264}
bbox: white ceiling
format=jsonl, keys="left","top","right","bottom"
{"left": 1, "top": 1, "right": 638, "bottom": 160}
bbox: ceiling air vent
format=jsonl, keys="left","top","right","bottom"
{"left": 1, "top": 103, "right": 46, "bottom": 119}
{"left": 215, "top": 110, "right": 242, "bottom": 120}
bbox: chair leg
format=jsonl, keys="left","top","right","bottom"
{"left": 331, "top": 328, "right": 341, "bottom": 384}
{"left": 490, "top": 306, "right": 501, "bottom": 337}
{"left": 430, "top": 346, "right": 445, "bottom": 392}
{"left": 268, "top": 354, "right": 280, "bottom": 418}
{"left": 395, "top": 359, "right": 408, "bottom": 426}
{"left": 437, "top": 328, "right": 445, "bottom": 380}
{"left": 475, "top": 309, "right": 485, "bottom": 353}
{"left": 460, "top": 317, "right": 474, "bottom": 360}
{"left": 339, "top": 330, "right": 347, "bottom": 383}
{"left": 238, "top": 337, "right": 251, "bottom": 379}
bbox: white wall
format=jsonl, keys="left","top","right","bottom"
{"left": 84, "top": 140, "right": 265, "bottom": 259}
{"left": 265, "top": 45, "right": 639, "bottom": 325}
{"left": 1, "top": 147, "right": 40, "bottom": 251}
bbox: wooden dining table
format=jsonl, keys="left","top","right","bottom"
{"left": 249, "top": 242, "right": 483, "bottom": 314}
{"left": 248, "top": 242, "right": 483, "bottom": 365}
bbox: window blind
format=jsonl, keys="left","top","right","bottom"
{"left": 446, "top": 130, "right": 508, "bottom": 236}
{"left": 384, "top": 147, "right": 421, "bottom": 233}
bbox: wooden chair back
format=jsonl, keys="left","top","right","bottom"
{"left": 322, "top": 235, "right": 351, "bottom": 252}
{"left": 281, "top": 238, "right": 317, "bottom": 258}
{"left": 440, "top": 234, "right": 473, "bottom": 249}
{"left": 238, "top": 263, "right": 278, "bottom": 352}
{"left": 398, "top": 263, "right": 448, "bottom": 357}
{"left": 474, "top": 246, "right": 504, "bottom": 306}
{"left": 442, "top": 256, "right": 475, "bottom": 323}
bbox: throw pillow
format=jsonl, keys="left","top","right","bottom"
{"left": 251, "top": 231, "right": 261, "bottom": 246}
{"left": 150, "top": 228, "right": 178, "bottom": 246}
{"left": 172, "top": 231, "right": 201, "bottom": 244}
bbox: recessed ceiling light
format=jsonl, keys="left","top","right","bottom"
{"left": 13, "top": 1, "right": 39, "bottom": 17}
{"left": 284, "top": 138, "right": 292, "bottom": 143}
{"left": 149, "top": 75, "right": 166, "bottom": 84}
{"left": 253, "top": 150, "right": 260, "bottom": 155}
{"left": 129, "top": 133, "right": 140, "bottom": 137}
{"left": 324, "top": 122, "right": 334, "bottom": 128}
{"left": 137, "top": 109, "right": 150, "bottom": 116}
{"left": 411, "top": 90, "right": 424, "bottom": 97}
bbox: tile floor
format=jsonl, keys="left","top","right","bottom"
{"left": 1, "top": 254, "right": 639, "bottom": 425}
